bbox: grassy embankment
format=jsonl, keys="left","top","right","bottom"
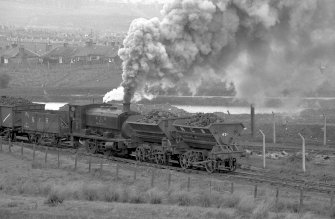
{"left": 0, "top": 144, "right": 333, "bottom": 219}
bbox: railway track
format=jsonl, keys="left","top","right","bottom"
{"left": 4, "top": 140, "right": 335, "bottom": 195}
{"left": 241, "top": 143, "right": 335, "bottom": 154}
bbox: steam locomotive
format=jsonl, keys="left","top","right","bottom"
{"left": 0, "top": 99, "right": 244, "bottom": 173}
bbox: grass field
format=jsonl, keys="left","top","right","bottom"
{"left": 0, "top": 143, "right": 333, "bottom": 219}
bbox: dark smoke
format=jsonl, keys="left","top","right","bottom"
{"left": 103, "top": 0, "right": 335, "bottom": 106}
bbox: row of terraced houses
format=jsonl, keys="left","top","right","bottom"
{"left": 0, "top": 39, "right": 121, "bottom": 65}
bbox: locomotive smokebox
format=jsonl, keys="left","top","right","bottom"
{"left": 123, "top": 102, "right": 130, "bottom": 112}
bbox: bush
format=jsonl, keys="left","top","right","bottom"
{"left": 82, "top": 184, "right": 100, "bottom": 201}
{"left": 252, "top": 201, "right": 270, "bottom": 219}
{"left": 222, "top": 194, "right": 240, "bottom": 208}
{"left": 128, "top": 189, "right": 145, "bottom": 204}
{"left": 236, "top": 195, "right": 256, "bottom": 213}
{"left": 45, "top": 191, "right": 64, "bottom": 206}
{"left": 104, "top": 186, "right": 120, "bottom": 202}
{"left": 175, "top": 191, "right": 192, "bottom": 206}
{"left": 146, "top": 188, "right": 163, "bottom": 204}
{"left": 197, "top": 192, "right": 212, "bottom": 207}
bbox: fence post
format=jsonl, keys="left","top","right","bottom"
{"left": 330, "top": 190, "right": 334, "bottom": 209}
{"left": 259, "top": 130, "right": 266, "bottom": 169}
{"left": 44, "top": 146, "right": 48, "bottom": 163}
{"left": 323, "top": 114, "right": 327, "bottom": 146}
{"left": 230, "top": 182, "right": 234, "bottom": 194}
{"left": 33, "top": 144, "right": 36, "bottom": 161}
{"left": 168, "top": 171, "right": 171, "bottom": 189}
{"left": 299, "top": 188, "right": 304, "bottom": 212}
{"left": 151, "top": 168, "right": 155, "bottom": 187}
{"left": 88, "top": 156, "right": 92, "bottom": 173}
{"left": 272, "top": 112, "right": 276, "bottom": 144}
{"left": 0, "top": 138, "right": 2, "bottom": 152}
{"left": 74, "top": 152, "right": 78, "bottom": 170}
{"left": 187, "top": 176, "right": 191, "bottom": 192}
{"left": 254, "top": 185, "right": 258, "bottom": 199}
{"left": 275, "top": 188, "right": 279, "bottom": 207}
{"left": 100, "top": 158, "right": 103, "bottom": 176}
{"left": 133, "top": 164, "right": 137, "bottom": 182}
{"left": 298, "top": 133, "right": 306, "bottom": 172}
{"left": 21, "top": 142, "right": 24, "bottom": 158}
{"left": 116, "top": 164, "right": 119, "bottom": 180}
{"left": 57, "top": 148, "right": 60, "bottom": 168}
{"left": 8, "top": 138, "right": 11, "bottom": 153}
{"left": 209, "top": 179, "right": 212, "bottom": 194}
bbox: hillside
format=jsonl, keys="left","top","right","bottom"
{"left": 0, "top": 0, "right": 161, "bottom": 32}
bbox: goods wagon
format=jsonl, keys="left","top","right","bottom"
{"left": 0, "top": 103, "right": 45, "bottom": 140}
{"left": 125, "top": 115, "right": 190, "bottom": 164}
{"left": 21, "top": 110, "right": 70, "bottom": 145}
{"left": 173, "top": 119, "right": 244, "bottom": 172}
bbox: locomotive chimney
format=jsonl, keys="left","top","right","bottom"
{"left": 123, "top": 102, "right": 130, "bottom": 112}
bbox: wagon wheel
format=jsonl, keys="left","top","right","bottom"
{"left": 103, "top": 149, "right": 112, "bottom": 156}
{"left": 155, "top": 153, "right": 165, "bottom": 165}
{"left": 205, "top": 159, "right": 216, "bottom": 173}
{"left": 86, "top": 140, "right": 97, "bottom": 154}
{"left": 136, "top": 147, "right": 145, "bottom": 162}
{"left": 179, "top": 153, "right": 190, "bottom": 169}
{"left": 227, "top": 158, "right": 237, "bottom": 172}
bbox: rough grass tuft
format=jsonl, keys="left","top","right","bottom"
{"left": 146, "top": 188, "right": 163, "bottom": 204}
{"left": 45, "top": 191, "right": 64, "bottom": 206}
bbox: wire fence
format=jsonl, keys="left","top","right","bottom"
{"left": 0, "top": 139, "right": 334, "bottom": 215}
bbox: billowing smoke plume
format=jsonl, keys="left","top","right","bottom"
{"left": 104, "top": 0, "right": 335, "bottom": 106}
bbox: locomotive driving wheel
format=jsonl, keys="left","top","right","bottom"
{"left": 179, "top": 153, "right": 190, "bottom": 169}
{"left": 205, "top": 159, "right": 216, "bottom": 173}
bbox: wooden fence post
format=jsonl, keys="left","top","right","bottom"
{"left": 299, "top": 188, "right": 304, "bottom": 212}
{"left": 168, "top": 171, "right": 171, "bottom": 189}
{"left": 100, "top": 158, "right": 103, "bottom": 176}
{"left": 8, "top": 138, "right": 11, "bottom": 153}
{"left": 21, "top": 142, "right": 24, "bottom": 158}
{"left": 44, "top": 146, "right": 48, "bottom": 163}
{"left": 116, "top": 164, "right": 119, "bottom": 180}
{"left": 151, "top": 168, "right": 155, "bottom": 187}
{"left": 74, "top": 152, "right": 78, "bottom": 170}
{"left": 330, "top": 190, "right": 334, "bottom": 209}
{"left": 57, "top": 148, "right": 60, "bottom": 168}
{"left": 230, "top": 182, "right": 234, "bottom": 194}
{"left": 133, "top": 164, "right": 137, "bottom": 182}
{"left": 33, "top": 144, "right": 36, "bottom": 161}
{"left": 88, "top": 156, "right": 92, "bottom": 173}
{"left": 254, "top": 185, "right": 258, "bottom": 199}
{"left": 275, "top": 188, "right": 279, "bottom": 207}
{"left": 187, "top": 176, "right": 191, "bottom": 192}
{"left": 209, "top": 180, "right": 212, "bottom": 194}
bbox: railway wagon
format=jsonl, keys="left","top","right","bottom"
{"left": 173, "top": 120, "right": 244, "bottom": 172}
{"left": 0, "top": 103, "right": 45, "bottom": 140}
{"left": 125, "top": 116, "right": 190, "bottom": 164}
{"left": 126, "top": 116, "right": 244, "bottom": 172}
{"left": 68, "top": 103, "right": 138, "bottom": 156}
{"left": 21, "top": 110, "right": 70, "bottom": 145}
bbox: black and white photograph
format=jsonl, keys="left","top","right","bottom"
{"left": 0, "top": 0, "right": 335, "bottom": 218}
